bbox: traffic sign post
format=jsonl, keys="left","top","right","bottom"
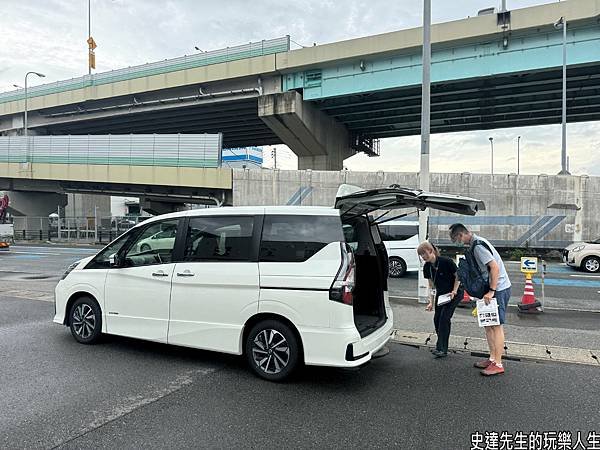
{"left": 518, "top": 256, "right": 542, "bottom": 313}
{"left": 520, "top": 257, "right": 538, "bottom": 274}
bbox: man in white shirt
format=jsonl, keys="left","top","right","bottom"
{"left": 449, "top": 223, "right": 512, "bottom": 376}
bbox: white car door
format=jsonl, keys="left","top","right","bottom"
{"left": 104, "top": 218, "right": 180, "bottom": 342}
{"left": 168, "top": 215, "right": 260, "bottom": 353}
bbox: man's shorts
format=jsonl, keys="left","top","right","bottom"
{"left": 495, "top": 287, "right": 512, "bottom": 325}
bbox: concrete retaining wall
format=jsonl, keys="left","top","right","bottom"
{"left": 233, "top": 169, "right": 600, "bottom": 248}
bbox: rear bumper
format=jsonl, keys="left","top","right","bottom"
{"left": 301, "top": 306, "right": 394, "bottom": 368}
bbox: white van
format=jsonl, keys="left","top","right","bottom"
{"left": 379, "top": 220, "right": 419, "bottom": 278}
{"left": 53, "top": 185, "right": 481, "bottom": 381}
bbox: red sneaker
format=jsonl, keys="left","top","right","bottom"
{"left": 481, "top": 362, "right": 505, "bottom": 376}
{"left": 473, "top": 359, "right": 493, "bottom": 369}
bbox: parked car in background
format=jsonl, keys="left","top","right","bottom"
{"left": 563, "top": 239, "right": 600, "bottom": 273}
{"left": 379, "top": 220, "right": 419, "bottom": 278}
{"left": 135, "top": 224, "right": 178, "bottom": 253}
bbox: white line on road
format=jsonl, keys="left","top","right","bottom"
{"left": 570, "top": 274, "right": 600, "bottom": 278}
{"left": 7, "top": 251, "right": 62, "bottom": 256}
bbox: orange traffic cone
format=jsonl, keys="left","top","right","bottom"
{"left": 518, "top": 273, "right": 542, "bottom": 313}
{"left": 457, "top": 290, "right": 475, "bottom": 308}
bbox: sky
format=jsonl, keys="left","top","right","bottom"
{"left": 1, "top": 0, "right": 597, "bottom": 176}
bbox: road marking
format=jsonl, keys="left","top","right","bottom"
{"left": 8, "top": 251, "right": 62, "bottom": 256}
{"left": 533, "top": 278, "right": 600, "bottom": 288}
{"left": 54, "top": 368, "right": 216, "bottom": 448}
{"left": 569, "top": 274, "right": 600, "bottom": 278}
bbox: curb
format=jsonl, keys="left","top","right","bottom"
{"left": 391, "top": 329, "right": 600, "bottom": 367}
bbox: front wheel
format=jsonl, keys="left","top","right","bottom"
{"left": 245, "top": 320, "right": 300, "bottom": 381}
{"left": 388, "top": 257, "right": 407, "bottom": 278}
{"left": 69, "top": 297, "right": 102, "bottom": 344}
{"left": 582, "top": 256, "right": 600, "bottom": 273}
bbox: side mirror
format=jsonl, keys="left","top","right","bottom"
{"left": 109, "top": 253, "right": 119, "bottom": 267}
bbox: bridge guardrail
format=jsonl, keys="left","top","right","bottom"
{"left": 0, "top": 36, "right": 290, "bottom": 105}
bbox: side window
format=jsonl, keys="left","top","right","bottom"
{"left": 380, "top": 224, "right": 418, "bottom": 241}
{"left": 124, "top": 219, "right": 179, "bottom": 267}
{"left": 260, "top": 215, "right": 343, "bottom": 263}
{"left": 183, "top": 216, "right": 254, "bottom": 262}
{"left": 343, "top": 224, "right": 358, "bottom": 251}
{"left": 86, "top": 232, "right": 133, "bottom": 269}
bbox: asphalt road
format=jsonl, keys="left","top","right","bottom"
{"left": 1, "top": 296, "right": 598, "bottom": 450}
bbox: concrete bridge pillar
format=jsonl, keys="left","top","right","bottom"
{"left": 258, "top": 91, "right": 354, "bottom": 170}
{"left": 6, "top": 191, "right": 68, "bottom": 217}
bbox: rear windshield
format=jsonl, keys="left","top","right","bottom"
{"left": 260, "top": 215, "right": 343, "bottom": 263}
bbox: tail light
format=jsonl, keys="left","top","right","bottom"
{"left": 330, "top": 243, "right": 356, "bottom": 305}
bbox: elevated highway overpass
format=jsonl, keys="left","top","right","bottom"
{"left": 1, "top": 0, "right": 599, "bottom": 170}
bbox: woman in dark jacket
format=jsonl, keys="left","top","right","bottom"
{"left": 417, "top": 241, "right": 463, "bottom": 358}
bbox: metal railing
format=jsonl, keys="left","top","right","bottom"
{"left": 0, "top": 36, "right": 290, "bottom": 105}
{"left": 0, "top": 133, "right": 223, "bottom": 168}
{"left": 12, "top": 215, "right": 149, "bottom": 243}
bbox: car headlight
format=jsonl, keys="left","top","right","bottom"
{"left": 572, "top": 245, "right": 586, "bottom": 252}
{"left": 61, "top": 261, "right": 80, "bottom": 280}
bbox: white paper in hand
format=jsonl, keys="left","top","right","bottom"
{"left": 476, "top": 298, "right": 500, "bottom": 327}
{"left": 437, "top": 293, "right": 452, "bottom": 306}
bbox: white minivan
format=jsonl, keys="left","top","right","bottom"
{"left": 379, "top": 220, "right": 419, "bottom": 278}
{"left": 54, "top": 185, "right": 481, "bottom": 381}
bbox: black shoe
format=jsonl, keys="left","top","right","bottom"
{"left": 432, "top": 350, "right": 448, "bottom": 358}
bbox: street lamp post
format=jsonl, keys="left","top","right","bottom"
{"left": 489, "top": 137, "right": 494, "bottom": 175}
{"left": 554, "top": 16, "right": 570, "bottom": 175}
{"left": 24, "top": 71, "right": 46, "bottom": 138}
{"left": 24, "top": 71, "right": 46, "bottom": 166}
{"left": 517, "top": 135, "right": 521, "bottom": 175}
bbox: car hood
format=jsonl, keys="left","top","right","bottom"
{"left": 334, "top": 184, "right": 484, "bottom": 219}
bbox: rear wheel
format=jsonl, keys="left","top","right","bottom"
{"left": 140, "top": 243, "right": 151, "bottom": 252}
{"left": 69, "top": 297, "right": 102, "bottom": 344}
{"left": 582, "top": 256, "right": 600, "bottom": 273}
{"left": 245, "top": 320, "right": 300, "bottom": 381}
{"left": 388, "top": 257, "right": 407, "bottom": 278}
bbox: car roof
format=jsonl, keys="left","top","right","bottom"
{"left": 132, "top": 205, "right": 339, "bottom": 228}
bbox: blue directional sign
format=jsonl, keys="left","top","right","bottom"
{"left": 520, "top": 257, "right": 538, "bottom": 273}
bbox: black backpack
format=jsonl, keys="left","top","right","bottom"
{"left": 456, "top": 239, "right": 493, "bottom": 299}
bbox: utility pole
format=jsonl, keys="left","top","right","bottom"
{"left": 554, "top": 16, "right": 570, "bottom": 175}
{"left": 87, "top": 0, "right": 97, "bottom": 74}
{"left": 417, "top": 0, "right": 431, "bottom": 304}
{"left": 517, "top": 135, "right": 521, "bottom": 175}
{"left": 271, "top": 147, "right": 277, "bottom": 169}
{"left": 489, "top": 137, "right": 494, "bottom": 175}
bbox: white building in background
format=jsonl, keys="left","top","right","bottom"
{"left": 221, "top": 147, "right": 263, "bottom": 169}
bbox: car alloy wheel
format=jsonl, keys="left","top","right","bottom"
{"left": 389, "top": 257, "right": 407, "bottom": 278}
{"left": 584, "top": 256, "right": 600, "bottom": 273}
{"left": 72, "top": 303, "right": 96, "bottom": 339}
{"left": 69, "top": 297, "right": 102, "bottom": 344}
{"left": 252, "top": 329, "right": 290, "bottom": 375}
{"left": 245, "top": 320, "right": 300, "bottom": 381}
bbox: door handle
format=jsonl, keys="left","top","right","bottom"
{"left": 152, "top": 271, "right": 169, "bottom": 277}
{"left": 176, "top": 270, "right": 195, "bottom": 277}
